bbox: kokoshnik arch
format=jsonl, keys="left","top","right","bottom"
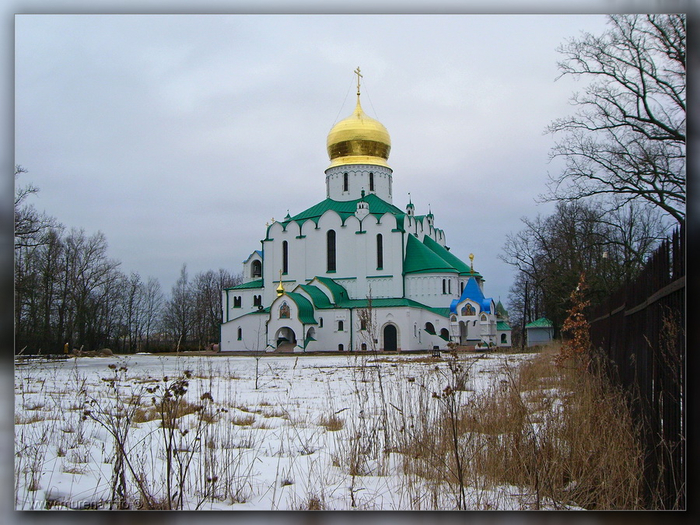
{"left": 221, "top": 69, "right": 512, "bottom": 352}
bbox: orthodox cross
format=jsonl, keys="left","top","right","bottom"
{"left": 354, "top": 66, "right": 363, "bottom": 96}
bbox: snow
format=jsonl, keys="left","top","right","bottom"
{"left": 14, "top": 351, "right": 572, "bottom": 510}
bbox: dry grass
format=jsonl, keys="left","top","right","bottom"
{"left": 231, "top": 414, "right": 256, "bottom": 426}
{"left": 318, "top": 413, "right": 345, "bottom": 431}
{"left": 399, "top": 343, "right": 644, "bottom": 510}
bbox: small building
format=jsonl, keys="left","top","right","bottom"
{"left": 495, "top": 300, "right": 512, "bottom": 347}
{"left": 525, "top": 317, "right": 554, "bottom": 347}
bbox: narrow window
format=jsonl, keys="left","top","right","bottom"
{"left": 237, "top": 327, "right": 242, "bottom": 340}
{"left": 460, "top": 281, "right": 464, "bottom": 294}
{"left": 360, "top": 319, "right": 367, "bottom": 331}
{"left": 338, "top": 320, "right": 344, "bottom": 332}
{"left": 282, "top": 241, "right": 288, "bottom": 274}
{"left": 369, "top": 172, "right": 374, "bottom": 191}
{"left": 376, "top": 234, "right": 383, "bottom": 269}
{"left": 442, "top": 279, "right": 446, "bottom": 294}
{"left": 251, "top": 259, "right": 262, "bottom": 278}
{"left": 343, "top": 172, "right": 349, "bottom": 192}
{"left": 327, "top": 230, "right": 336, "bottom": 272}
{"left": 448, "top": 279, "right": 452, "bottom": 294}
{"left": 319, "top": 317, "right": 324, "bottom": 328}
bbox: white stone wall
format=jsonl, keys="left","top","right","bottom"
{"left": 405, "top": 274, "right": 460, "bottom": 307}
{"left": 325, "top": 164, "right": 393, "bottom": 202}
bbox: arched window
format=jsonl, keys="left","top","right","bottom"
{"left": 361, "top": 343, "right": 367, "bottom": 351}
{"left": 369, "top": 172, "right": 374, "bottom": 191}
{"left": 460, "top": 281, "right": 464, "bottom": 294}
{"left": 425, "top": 322, "right": 435, "bottom": 335}
{"left": 338, "top": 320, "right": 344, "bottom": 332}
{"left": 327, "top": 230, "right": 336, "bottom": 272}
{"left": 234, "top": 296, "right": 242, "bottom": 308}
{"left": 501, "top": 333, "right": 507, "bottom": 344}
{"left": 251, "top": 259, "right": 262, "bottom": 278}
{"left": 319, "top": 317, "right": 324, "bottom": 328}
{"left": 442, "top": 279, "right": 446, "bottom": 294}
{"left": 448, "top": 279, "right": 452, "bottom": 294}
{"left": 376, "top": 234, "right": 383, "bottom": 269}
{"left": 338, "top": 344, "right": 344, "bottom": 351}
{"left": 440, "top": 328, "right": 450, "bottom": 340}
{"left": 282, "top": 241, "right": 288, "bottom": 274}
{"left": 237, "top": 327, "right": 242, "bottom": 340}
{"left": 253, "top": 295, "right": 262, "bottom": 307}
{"left": 343, "top": 172, "right": 349, "bottom": 192}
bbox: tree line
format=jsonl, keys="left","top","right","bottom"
{"left": 14, "top": 167, "right": 241, "bottom": 354}
{"left": 501, "top": 14, "right": 685, "bottom": 343}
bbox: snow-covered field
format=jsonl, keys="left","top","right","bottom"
{"left": 15, "top": 351, "right": 552, "bottom": 511}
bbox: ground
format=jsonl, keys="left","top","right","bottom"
{"left": 14, "top": 350, "right": 579, "bottom": 511}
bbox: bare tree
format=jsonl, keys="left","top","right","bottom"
{"left": 545, "top": 14, "right": 686, "bottom": 226}
{"left": 142, "top": 277, "right": 164, "bottom": 351}
{"left": 162, "top": 264, "right": 194, "bottom": 351}
{"left": 501, "top": 200, "right": 666, "bottom": 335}
{"left": 14, "top": 166, "right": 56, "bottom": 250}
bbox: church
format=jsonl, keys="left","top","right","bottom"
{"left": 221, "top": 71, "right": 511, "bottom": 352}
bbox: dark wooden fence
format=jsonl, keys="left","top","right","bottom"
{"left": 589, "top": 227, "right": 685, "bottom": 509}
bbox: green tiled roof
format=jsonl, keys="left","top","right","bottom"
{"left": 297, "top": 284, "right": 333, "bottom": 309}
{"left": 404, "top": 234, "right": 459, "bottom": 275}
{"left": 284, "top": 292, "right": 317, "bottom": 325}
{"left": 303, "top": 277, "right": 449, "bottom": 319}
{"left": 422, "top": 235, "right": 472, "bottom": 275}
{"left": 284, "top": 194, "right": 405, "bottom": 229}
{"left": 525, "top": 317, "right": 553, "bottom": 328}
{"left": 497, "top": 320, "right": 512, "bottom": 331}
{"left": 338, "top": 297, "right": 450, "bottom": 319}
{"left": 226, "top": 279, "right": 264, "bottom": 290}
{"left": 496, "top": 300, "right": 508, "bottom": 318}
{"left": 313, "top": 276, "right": 350, "bottom": 303}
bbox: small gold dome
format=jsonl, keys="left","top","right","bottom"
{"left": 327, "top": 96, "right": 391, "bottom": 168}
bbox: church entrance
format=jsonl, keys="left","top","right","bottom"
{"left": 274, "top": 327, "right": 297, "bottom": 352}
{"left": 383, "top": 324, "right": 398, "bottom": 351}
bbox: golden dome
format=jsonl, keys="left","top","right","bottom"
{"left": 326, "top": 95, "right": 391, "bottom": 168}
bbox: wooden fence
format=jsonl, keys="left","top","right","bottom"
{"left": 589, "top": 226, "right": 685, "bottom": 509}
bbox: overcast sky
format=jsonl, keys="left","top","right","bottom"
{"left": 14, "top": 12, "right": 626, "bottom": 307}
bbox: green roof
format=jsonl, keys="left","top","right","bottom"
{"left": 338, "top": 297, "right": 450, "bottom": 319}
{"left": 422, "top": 235, "right": 472, "bottom": 275}
{"left": 297, "top": 284, "right": 333, "bottom": 309}
{"left": 226, "top": 279, "right": 264, "bottom": 290}
{"left": 313, "top": 276, "right": 350, "bottom": 303}
{"left": 303, "top": 277, "right": 449, "bottom": 318}
{"left": 404, "top": 234, "right": 459, "bottom": 275}
{"left": 284, "top": 194, "right": 405, "bottom": 229}
{"left": 284, "top": 292, "right": 317, "bottom": 325}
{"left": 525, "top": 317, "right": 553, "bottom": 329}
{"left": 497, "top": 320, "right": 512, "bottom": 331}
{"left": 496, "top": 300, "right": 508, "bottom": 318}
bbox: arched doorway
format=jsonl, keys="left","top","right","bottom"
{"left": 274, "top": 327, "right": 297, "bottom": 352}
{"left": 383, "top": 324, "right": 398, "bottom": 351}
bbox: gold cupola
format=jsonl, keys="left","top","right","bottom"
{"left": 326, "top": 68, "right": 391, "bottom": 169}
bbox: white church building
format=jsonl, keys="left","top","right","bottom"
{"left": 221, "top": 72, "right": 510, "bottom": 352}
